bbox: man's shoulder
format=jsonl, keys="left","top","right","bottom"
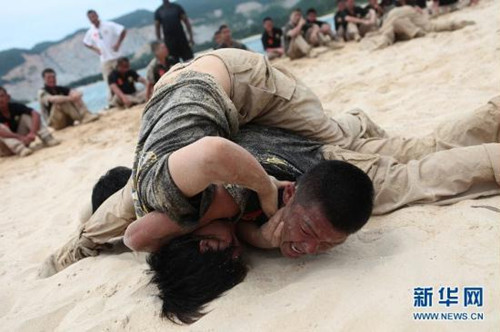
{"left": 147, "top": 57, "right": 158, "bottom": 69}
{"left": 274, "top": 27, "right": 283, "bottom": 34}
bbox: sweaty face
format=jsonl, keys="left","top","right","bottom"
{"left": 270, "top": 202, "right": 348, "bottom": 258}
{"left": 194, "top": 220, "right": 241, "bottom": 257}
{"left": 43, "top": 72, "right": 57, "bottom": 87}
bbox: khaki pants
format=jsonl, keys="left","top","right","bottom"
{"left": 41, "top": 179, "right": 136, "bottom": 275}
{"left": 321, "top": 96, "right": 500, "bottom": 214}
{"left": 0, "top": 114, "right": 53, "bottom": 156}
{"left": 102, "top": 59, "right": 118, "bottom": 102}
{"left": 48, "top": 101, "right": 90, "bottom": 130}
{"left": 110, "top": 90, "right": 147, "bottom": 108}
{"left": 286, "top": 35, "right": 312, "bottom": 60}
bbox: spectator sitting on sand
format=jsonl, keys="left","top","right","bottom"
{"left": 0, "top": 87, "right": 59, "bottom": 157}
{"left": 305, "top": 8, "right": 340, "bottom": 42}
{"left": 145, "top": 41, "right": 178, "bottom": 100}
{"left": 261, "top": 17, "right": 284, "bottom": 60}
{"left": 214, "top": 25, "right": 248, "bottom": 50}
{"left": 108, "top": 57, "right": 147, "bottom": 109}
{"left": 336, "top": 0, "right": 378, "bottom": 42}
{"left": 283, "top": 9, "right": 313, "bottom": 59}
{"left": 38, "top": 68, "right": 99, "bottom": 130}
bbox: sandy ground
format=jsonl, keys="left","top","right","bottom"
{"left": 1, "top": 1, "right": 499, "bottom": 331}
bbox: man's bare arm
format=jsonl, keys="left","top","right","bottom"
{"left": 113, "top": 29, "right": 127, "bottom": 52}
{"left": 84, "top": 43, "right": 101, "bottom": 55}
{"left": 109, "top": 83, "right": 129, "bottom": 106}
{"left": 181, "top": 14, "right": 194, "bottom": 44}
{"left": 169, "top": 136, "right": 279, "bottom": 217}
{"left": 155, "top": 20, "right": 162, "bottom": 40}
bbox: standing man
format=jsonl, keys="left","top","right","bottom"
{"left": 83, "top": 9, "right": 127, "bottom": 104}
{"left": 0, "top": 87, "right": 59, "bottom": 157}
{"left": 155, "top": 0, "right": 194, "bottom": 62}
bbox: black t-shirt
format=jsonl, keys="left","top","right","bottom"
{"left": 0, "top": 103, "right": 33, "bottom": 132}
{"left": 261, "top": 27, "right": 283, "bottom": 50}
{"left": 154, "top": 3, "right": 187, "bottom": 43}
{"left": 43, "top": 85, "right": 70, "bottom": 112}
{"left": 108, "top": 70, "right": 139, "bottom": 95}
{"left": 335, "top": 7, "right": 368, "bottom": 30}
{"left": 438, "top": 0, "right": 458, "bottom": 5}
{"left": 214, "top": 41, "right": 248, "bottom": 51}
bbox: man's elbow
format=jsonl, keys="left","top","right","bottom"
{"left": 197, "top": 136, "right": 236, "bottom": 180}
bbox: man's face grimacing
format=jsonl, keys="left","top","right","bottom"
{"left": 272, "top": 185, "right": 348, "bottom": 258}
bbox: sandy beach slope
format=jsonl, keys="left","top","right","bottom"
{"left": 0, "top": 1, "right": 499, "bottom": 330}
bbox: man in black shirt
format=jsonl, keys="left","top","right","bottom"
{"left": 38, "top": 68, "right": 99, "bottom": 130}
{"left": 154, "top": 0, "right": 194, "bottom": 62}
{"left": 108, "top": 57, "right": 147, "bottom": 108}
{"left": 305, "top": 8, "right": 338, "bottom": 42}
{"left": 214, "top": 25, "right": 248, "bottom": 51}
{"left": 261, "top": 17, "right": 284, "bottom": 60}
{"left": 0, "top": 87, "right": 59, "bottom": 157}
{"left": 337, "top": 0, "right": 378, "bottom": 41}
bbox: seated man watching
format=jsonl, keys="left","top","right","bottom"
{"left": 283, "top": 8, "right": 313, "bottom": 59}
{"left": 261, "top": 17, "right": 284, "bottom": 60}
{"left": 0, "top": 86, "right": 59, "bottom": 157}
{"left": 38, "top": 68, "right": 99, "bottom": 130}
{"left": 108, "top": 57, "right": 147, "bottom": 108}
{"left": 145, "top": 41, "right": 178, "bottom": 100}
{"left": 336, "top": 0, "right": 378, "bottom": 41}
{"left": 214, "top": 25, "right": 248, "bottom": 50}
{"left": 305, "top": 8, "right": 340, "bottom": 43}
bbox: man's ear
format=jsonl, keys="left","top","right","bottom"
{"left": 283, "top": 183, "right": 296, "bottom": 205}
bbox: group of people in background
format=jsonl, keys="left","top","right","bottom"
{"left": 0, "top": 0, "right": 479, "bottom": 158}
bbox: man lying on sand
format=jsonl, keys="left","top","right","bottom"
{"left": 362, "top": 5, "right": 475, "bottom": 50}
{"left": 40, "top": 48, "right": 499, "bottom": 321}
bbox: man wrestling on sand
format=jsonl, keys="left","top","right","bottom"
{"left": 40, "top": 48, "right": 500, "bottom": 322}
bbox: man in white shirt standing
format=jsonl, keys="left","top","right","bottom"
{"left": 83, "top": 9, "right": 127, "bottom": 103}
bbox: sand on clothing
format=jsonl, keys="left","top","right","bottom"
{"left": 0, "top": 1, "right": 499, "bottom": 331}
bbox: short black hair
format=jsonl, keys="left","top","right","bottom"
{"left": 262, "top": 17, "right": 272, "bottom": 23}
{"left": 147, "top": 235, "right": 247, "bottom": 324}
{"left": 307, "top": 8, "right": 317, "bottom": 14}
{"left": 0, "top": 86, "right": 6, "bottom": 94}
{"left": 294, "top": 160, "right": 373, "bottom": 234}
{"left": 41, "top": 68, "right": 55, "bottom": 78}
{"left": 116, "top": 56, "right": 130, "bottom": 66}
{"left": 218, "top": 24, "right": 229, "bottom": 32}
{"left": 87, "top": 9, "right": 97, "bottom": 15}
{"left": 91, "top": 166, "right": 132, "bottom": 213}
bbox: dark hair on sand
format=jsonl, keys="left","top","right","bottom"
{"left": 147, "top": 235, "right": 247, "bottom": 324}
{"left": 91, "top": 166, "right": 132, "bottom": 213}
{"left": 41, "top": 68, "right": 55, "bottom": 78}
{"left": 294, "top": 160, "right": 374, "bottom": 234}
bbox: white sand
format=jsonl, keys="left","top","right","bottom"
{"left": 1, "top": 1, "right": 499, "bottom": 331}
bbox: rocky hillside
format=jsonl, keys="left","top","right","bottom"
{"left": 2, "top": 0, "right": 335, "bottom": 102}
